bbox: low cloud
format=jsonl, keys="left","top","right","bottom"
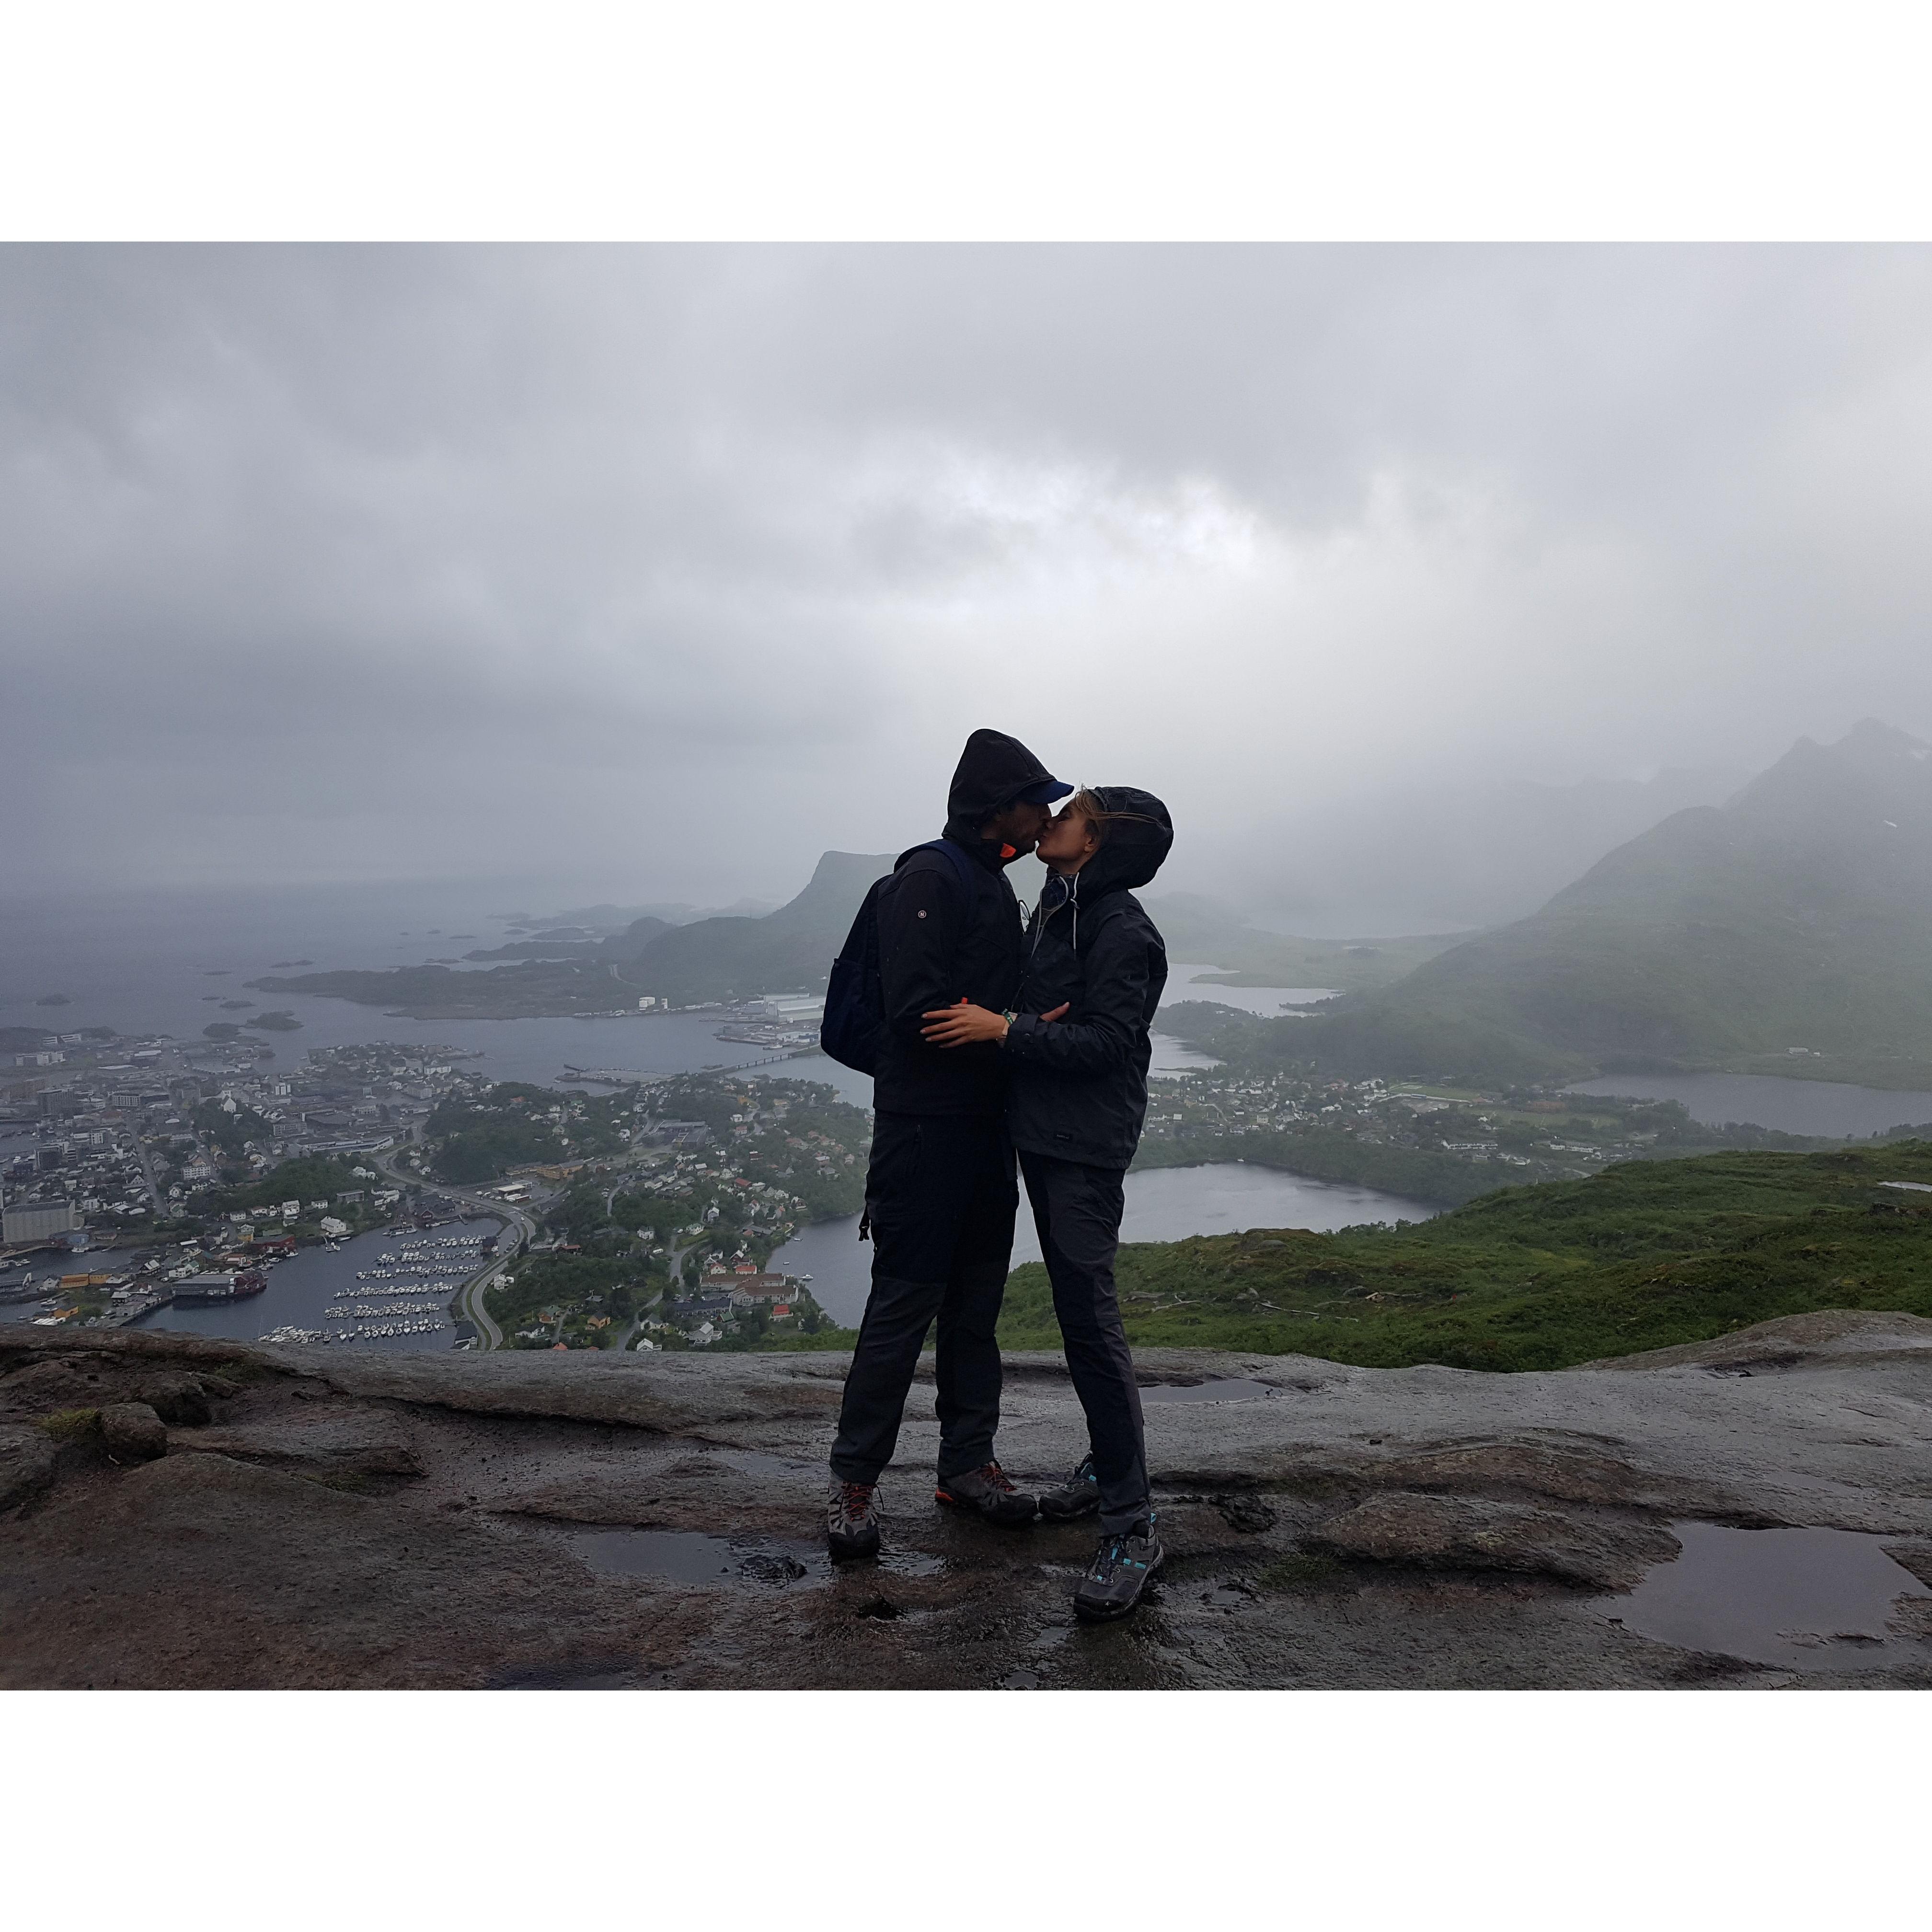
{"left": 4, "top": 244, "right": 1929, "bottom": 926}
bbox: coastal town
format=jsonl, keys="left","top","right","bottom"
{"left": 0, "top": 1019, "right": 865, "bottom": 1351}
{"left": 4, "top": 994, "right": 1855, "bottom": 1356}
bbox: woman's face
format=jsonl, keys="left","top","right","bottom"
{"left": 1035, "top": 805, "right": 1099, "bottom": 869}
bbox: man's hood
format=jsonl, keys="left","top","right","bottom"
{"left": 943, "top": 728, "right": 1062, "bottom": 844}
{"left": 1077, "top": 785, "right": 1174, "bottom": 898}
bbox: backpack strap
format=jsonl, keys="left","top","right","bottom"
{"left": 901, "top": 836, "right": 978, "bottom": 911}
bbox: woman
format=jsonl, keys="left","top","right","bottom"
{"left": 920, "top": 785, "right": 1173, "bottom": 1620}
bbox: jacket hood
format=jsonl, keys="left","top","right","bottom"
{"left": 1033, "top": 786, "right": 1173, "bottom": 947}
{"left": 1074, "top": 785, "right": 1173, "bottom": 897}
{"left": 943, "top": 728, "right": 1063, "bottom": 844}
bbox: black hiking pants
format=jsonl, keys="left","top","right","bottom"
{"left": 1019, "top": 1149, "right": 1150, "bottom": 1536}
{"left": 829, "top": 1112, "right": 1019, "bottom": 1486}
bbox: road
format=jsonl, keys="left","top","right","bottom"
{"left": 606, "top": 1233, "right": 704, "bottom": 1352}
{"left": 370, "top": 1130, "right": 532, "bottom": 1352}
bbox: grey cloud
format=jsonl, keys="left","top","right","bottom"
{"left": 3, "top": 244, "right": 1930, "bottom": 925}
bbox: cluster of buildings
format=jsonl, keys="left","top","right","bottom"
{"left": 1142, "top": 1066, "right": 1669, "bottom": 1183}
{"left": 650, "top": 1261, "right": 804, "bottom": 1346}
{"left": 0, "top": 1031, "right": 487, "bottom": 1273}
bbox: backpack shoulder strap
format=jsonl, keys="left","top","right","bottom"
{"left": 900, "top": 837, "right": 978, "bottom": 908}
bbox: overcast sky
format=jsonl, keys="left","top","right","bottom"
{"left": 6, "top": 245, "right": 1931, "bottom": 928}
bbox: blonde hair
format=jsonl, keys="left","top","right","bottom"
{"left": 1062, "top": 787, "right": 1110, "bottom": 848}
{"left": 1061, "top": 787, "right": 1160, "bottom": 845}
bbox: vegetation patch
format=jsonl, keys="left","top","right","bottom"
{"left": 36, "top": 1408, "right": 102, "bottom": 1440}
{"left": 998, "top": 1144, "right": 1932, "bottom": 1370}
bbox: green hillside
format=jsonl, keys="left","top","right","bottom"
{"left": 996, "top": 1142, "right": 1932, "bottom": 1370}
{"left": 1204, "top": 720, "right": 1932, "bottom": 1087}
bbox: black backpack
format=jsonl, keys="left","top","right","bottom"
{"left": 820, "top": 840, "right": 977, "bottom": 1075}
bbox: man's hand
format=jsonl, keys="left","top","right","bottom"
{"left": 920, "top": 1000, "right": 1072, "bottom": 1047}
{"left": 920, "top": 1001, "right": 1008, "bottom": 1047}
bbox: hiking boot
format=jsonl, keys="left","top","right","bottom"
{"left": 1072, "top": 1518, "right": 1164, "bottom": 1622}
{"left": 826, "top": 1478, "right": 882, "bottom": 1560}
{"left": 935, "top": 1461, "right": 1037, "bottom": 1527}
{"left": 1038, "top": 1452, "right": 1101, "bottom": 1522}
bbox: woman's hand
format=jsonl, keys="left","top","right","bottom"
{"left": 920, "top": 1000, "right": 1072, "bottom": 1047}
{"left": 920, "top": 1002, "right": 1009, "bottom": 1047}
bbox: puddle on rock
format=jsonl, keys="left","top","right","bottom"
{"left": 574, "top": 1527, "right": 943, "bottom": 1587}
{"left": 706, "top": 1449, "right": 817, "bottom": 1479}
{"left": 878, "top": 1549, "right": 946, "bottom": 1578}
{"left": 1140, "top": 1379, "right": 1276, "bottom": 1405}
{"left": 1598, "top": 1521, "right": 1932, "bottom": 1671}
{"left": 574, "top": 1529, "right": 830, "bottom": 1588}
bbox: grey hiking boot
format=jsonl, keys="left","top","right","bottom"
{"left": 827, "top": 1477, "right": 881, "bottom": 1560}
{"left": 1072, "top": 1518, "right": 1164, "bottom": 1622}
{"left": 1038, "top": 1453, "right": 1101, "bottom": 1522}
{"left": 934, "top": 1461, "right": 1037, "bottom": 1527}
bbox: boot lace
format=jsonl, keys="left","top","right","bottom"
{"left": 833, "top": 1481, "right": 876, "bottom": 1526}
{"left": 976, "top": 1462, "right": 1018, "bottom": 1495}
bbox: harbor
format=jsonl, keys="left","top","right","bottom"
{"left": 129, "top": 1217, "right": 504, "bottom": 1352}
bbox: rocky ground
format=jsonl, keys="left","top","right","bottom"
{"left": 4, "top": 1311, "right": 1932, "bottom": 1690}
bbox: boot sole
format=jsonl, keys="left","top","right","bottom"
{"left": 827, "top": 1531, "right": 881, "bottom": 1561}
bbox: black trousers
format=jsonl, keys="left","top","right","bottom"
{"left": 1019, "top": 1149, "right": 1150, "bottom": 1535}
{"left": 828, "top": 1113, "right": 1018, "bottom": 1486}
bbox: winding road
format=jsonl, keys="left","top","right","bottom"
{"left": 370, "top": 1130, "right": 532, "bottom": 1351}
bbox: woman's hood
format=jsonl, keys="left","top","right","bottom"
{"left": 1077, "top": 785, "right": 1173, "bottom": 898}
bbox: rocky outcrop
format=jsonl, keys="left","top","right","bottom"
{"left": 0, "top": 1425, "right": 57, "bottom": 1514}
{"left": 99, "top": 1403, "right": 168, "bottom": 1462}
{"left": 169, "top": 1414, "right": 421, "bottom": 1483}
{"left": 4, "top": 1312, "right": 1932, "bottom": 1689}
{"left": 1579, "top": 1310, "right": 1932, "bottom": 1373}
{"left": 1305, "top": 1492, "right": 1681, "bottom": 1589}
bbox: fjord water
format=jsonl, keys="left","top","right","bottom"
{"left": 771, "top": 1162, "right": 1440, "bottom": 1328}
{"left": 1570, "top": 1072, "right": 1932, "bottom": 1137}
{"left": 0, "top": 882, "right": 877, "bottom": 1099}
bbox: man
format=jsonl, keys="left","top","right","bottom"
{"left": 825, "top": 727, "right": 1070, "bottom": 1560}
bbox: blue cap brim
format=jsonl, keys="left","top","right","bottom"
{"left": 1014, "top": 779, "right": 1074, "bottom": 805}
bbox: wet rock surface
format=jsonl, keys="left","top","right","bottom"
{"left": 4, "top": 1313, "right": 1932, "bottom": 1689}
{"left": 1305, "top": 1492, "right": 1680, "bottom": 1589}
{"left": 99, "top": 1403, "right": 168, "bottom": 1463}
{"left": 0, "top": 1424, "right": 58, "bottom": 1514}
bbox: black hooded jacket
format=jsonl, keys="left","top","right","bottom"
{"left": 873, "top": 728, "right": 1062, "bottom": 1118}
{"left": 1003, "top": 786, "right": 1172, "bottom": 1169}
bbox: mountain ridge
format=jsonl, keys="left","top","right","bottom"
{"left": 1164, "top": 720, "right": 1932, "bottom": 1087}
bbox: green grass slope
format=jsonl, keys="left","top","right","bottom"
{"left": 996, "top": 1142, "right": 1932, "bottom": 1370}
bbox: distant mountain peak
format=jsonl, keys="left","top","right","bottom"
{"left": 1725, "top": 717, "right": 1932, "bottom": 828}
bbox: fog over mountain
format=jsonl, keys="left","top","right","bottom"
{"left": 5, "top": 244, "right": 1931, "bottom": 929}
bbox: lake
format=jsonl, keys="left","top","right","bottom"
{"left": 770, "top": 1161, "right": 1438, "bottom": 1328}
{"left": 1569, "top": 1072, "right": 1932, "bottom": 1138}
